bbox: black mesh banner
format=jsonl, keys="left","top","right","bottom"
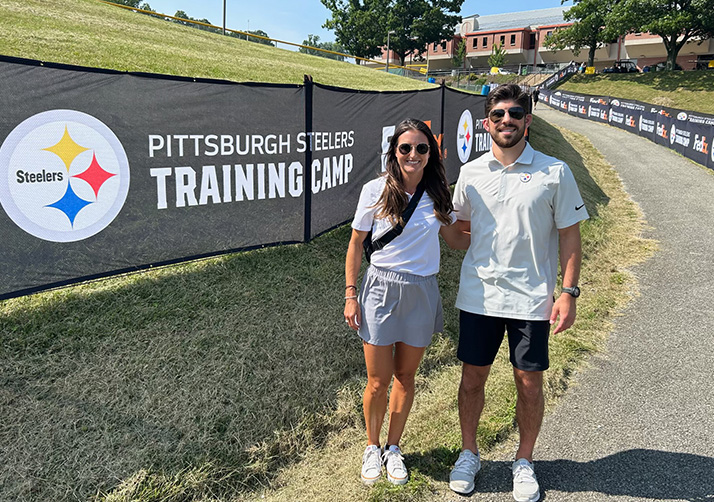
{"left": 0, "top": 59, "right": 302, "bottom": 298}
{"left": 608, "top": 98, "right": 646, "bottom": 136}
{"left": 442, "top": 87, "right": 489, "bottom": 182}
{"left": 540, "top": 87, "right": 714, "bottom": 173}
{"left": 0, "top": 57, "right": 490, "bottom": 299}
{"left": 309, "top": 84, "right": 442, "bottom": 239}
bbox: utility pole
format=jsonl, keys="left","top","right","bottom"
{"left": 222, "top": 0, "right": 226, "bottom": 35}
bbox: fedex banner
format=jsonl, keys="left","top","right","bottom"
{"left": 540, "top": 88, "right": 714, "bottom": 171}
{"left": 0, "top": 56, "right": 487, "bottom": 299}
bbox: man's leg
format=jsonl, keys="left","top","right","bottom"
{"left": 513, "top": 367, "right": 544, "bottom": 462}
{"left": 458, "top": 362, "right": 492, "bottom": 453}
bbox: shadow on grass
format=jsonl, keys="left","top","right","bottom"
{"left": 0, "top": 225, "right": 371, "bottom": 501}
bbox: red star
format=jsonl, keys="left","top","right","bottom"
{"left": 73, "top": 152, "right": 116, "bottom": 198}
{"left": 466, "top": 131, "right": 471, "bottom": 143}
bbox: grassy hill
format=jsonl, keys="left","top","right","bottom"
{"left": 0, "top": 1, "right": 658, "bottom": 501}
{"left": 556, "top": 72, "right": 714, "bottom": 115}
{"left": 0, "top": 0, "right": 430, "bottom": 90}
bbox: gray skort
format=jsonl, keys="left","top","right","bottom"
{"left": 357, "top": 265, "right": 444, "bottom": 347}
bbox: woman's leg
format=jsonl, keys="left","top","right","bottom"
{"left": 386, "top": 342, "right": 426, "bottom": 446}
{"left": 362, "top": 341, "right": 395, "bottom": 446}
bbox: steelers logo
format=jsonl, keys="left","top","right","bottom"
{"left": 0, "top": 110, "right": 130, "bottom": 242}
{"left": 457, "top": 109, "right": 474, "bottom": 163}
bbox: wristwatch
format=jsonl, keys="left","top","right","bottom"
{"left": 562, "top": 286, "right": 581, "bottom": 298}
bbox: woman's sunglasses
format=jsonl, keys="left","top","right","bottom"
{"left": 488, "top": 106, "right": 526, "bottom": 122}
{"left": 398, "top": 143, "right": 430, "bottom": 155}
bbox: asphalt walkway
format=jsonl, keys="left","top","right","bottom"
{"left": 445, "top": 106, "right": 714, "bottom": 502}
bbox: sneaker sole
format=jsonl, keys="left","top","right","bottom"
{"left": 449, "top": 469, "right": 481, "bottom": 495}
{"left": 513, "top": 488, "right": 540, "bottom": 502}
{"left": 361, "top": 475, "right": 380, "bottom": 485}
{"left": 387, "top": 473, "right": 408, "bottom": 485}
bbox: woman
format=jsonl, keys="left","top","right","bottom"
{"left": 344, "top": 118, "right": 468, "bottom": 485}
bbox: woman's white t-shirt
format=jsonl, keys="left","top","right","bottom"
{"left": 351, "top": 177, "right": 453, "bottom": 276}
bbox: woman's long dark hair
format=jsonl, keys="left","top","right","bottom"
{"left": 374, "top": 118, "right": 454, "bottom": 225}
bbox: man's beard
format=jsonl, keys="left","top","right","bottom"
{"left": 491, "top": 125, "right": 525, "bottom": 149}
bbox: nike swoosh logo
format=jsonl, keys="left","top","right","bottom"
{"left": 575, "top": 204, "right": 585, "bottom": 210}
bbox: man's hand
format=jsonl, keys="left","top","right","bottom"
{"left": 550, "top": 294, "right": 576, "bottom": 334}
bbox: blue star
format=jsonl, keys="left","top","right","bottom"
{"left": 46, "top": 183, "right": 93, "bottom": 227}
{"left": 462, "top": 142, "right": 468, "bottom": 154}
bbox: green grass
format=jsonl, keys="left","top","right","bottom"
{"left": 0, "top": 0, "right": 430, "bottom": 90}
{"left": 0, "top": 1, "right": 661, "bottom": 501}
{"left": 556, "top": 72, "right": 714, "bottom": 114}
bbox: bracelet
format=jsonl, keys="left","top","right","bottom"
{"left": 345, "top": 285, "right": 357, "bottom": 290}
{"left": 345, "top": 295, "right": 358, "bottom": 300}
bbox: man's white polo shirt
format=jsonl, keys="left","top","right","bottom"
{"left": 452, "top": 142, "right": 589, "bottom": 320}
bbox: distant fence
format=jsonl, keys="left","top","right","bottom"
{"left": 0, "top": 55, "right": 489, "bottom": 300}
{"left": 540, "top": 87, "right": 714, "bottom": 171}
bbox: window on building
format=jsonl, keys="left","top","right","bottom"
{"left": 482, "top": 36, "right": 487, "bottom": 48}
{"left": 510, "top": 34, "right": 516, "bottom": 46}
{"left": 499, "top": 35, "right": 505, "bottom": 46}
{"left": 433, "top": 42, "right": 438, "bottom": 51}
{"left": 441, "top": 41, "right": 447, "bottom": 51}
{"left": 546, "top": 30, "right": 553, "bottom": 37}
{"left": 529, "top": 33, "right": 536, "bottom": 49}
{"left": 473, "top": 37, "right": 478, "bottom": 48}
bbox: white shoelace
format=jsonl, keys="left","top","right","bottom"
{"left": 513, "top": 463, "right": 537, "bottom": 483}
{"left": 363, "top": 448, "right": 381, "bottom": 470}
{"left": 454, "top": 452, "right": 478, "bottom": 474}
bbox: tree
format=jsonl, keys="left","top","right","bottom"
{"left": 322, "top": 0, "right": 388, "bottom": 63}
{"left": 488, "top": 43, "right": 506, "bottom": 68}
{"left": 299, "top": 34, "right": 346, "bottom": 61}
{"left": 605, "top": 0, "right": 714, "bottom": 70}
{"left": 107, "top": 0, "right": 141, "bottom": 6}
{"left": 172, "top": 10, "right": 221, "bottom": 33}
{"left": 384, "top": 0, "right": 464, "bottom": 66}
{"left": 107, "top": 0, "right": 154, "bottom": 11}
{"left": 453, "top": 38, "right": 467, "bottom": 68}
{"left": 322, "top": 0, "right": 465, "bottom": 66}
{"left": 545, "top": 0, "right": 616, "bottom": 67}
{"left": 229, "top": 30, "right": 276, "bottom": 46}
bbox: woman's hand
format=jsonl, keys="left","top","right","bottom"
{"left": 344, "top": 297, "right": 361, "bottom": 330}
{"left": 344, "top": 229, "right": 368, "bottom": 330}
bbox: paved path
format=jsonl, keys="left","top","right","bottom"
{"left": 445, "top": 106, "right": 714, "bottom": 502}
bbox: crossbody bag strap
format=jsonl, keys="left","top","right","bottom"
{"left": 370, "top": 181, "right": 425, "bottom": 254}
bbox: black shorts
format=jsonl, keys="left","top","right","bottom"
{"left": 457, "top": 311, "right": 550, "bottom": 372}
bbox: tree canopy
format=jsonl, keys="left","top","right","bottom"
{"left": 545, "top": 0, "right": 616, "bottom": 67}
{"left": 322, "top": 0, "right": 464, "bottom": 65}
{"left": 605, "top": 0, "right": 714, "bottom": 70}
{"left": 321, "top": 0, "right": 388, "bottom": 63}
{"left": 299, "top": 35, "right": 346, "bottom": 61}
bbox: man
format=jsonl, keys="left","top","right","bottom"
{"left": 449, "top": 84, "right": 588, "bottom": 502}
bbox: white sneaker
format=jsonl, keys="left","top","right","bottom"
{"left": 361, "top": 445, "right": 382, "bottom": 485}
{"left": 512, "top": 458, "right": 540, "bottom": 502}
{"left": 382, "top": 445, "right": 408, "bottom": 485}
{"left": 449, "top": 449, "right": 481, "bottom": 494}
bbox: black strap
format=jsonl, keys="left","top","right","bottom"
{"left": 363, "top": 182, "right": 425, "bottom": 262}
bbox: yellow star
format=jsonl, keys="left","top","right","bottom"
{"left": 463, "top": 120, "right": 469, "bottom": 131}
{"left": 43, "top": 126, "right": 89, "bottom": 172}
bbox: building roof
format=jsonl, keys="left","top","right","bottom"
{"left": 462, "top": 7, "right": 568, "bottom": 33}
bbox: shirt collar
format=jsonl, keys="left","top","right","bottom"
{"left": 488, "top": 141, "right": 535, "bottom": 170}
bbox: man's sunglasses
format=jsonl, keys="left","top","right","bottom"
{"left": 488, "top": 106, "right": 526, "bottom": 122}
{"left": 398, "top": 143, "right": 430, "bottom": 155}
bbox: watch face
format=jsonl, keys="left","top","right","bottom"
{"left": 564, "top": 286, "right": 580, "bottom": 297}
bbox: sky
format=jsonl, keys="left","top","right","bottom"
{"left": 143, "top": 0, "right": 573, "bottom": 48}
